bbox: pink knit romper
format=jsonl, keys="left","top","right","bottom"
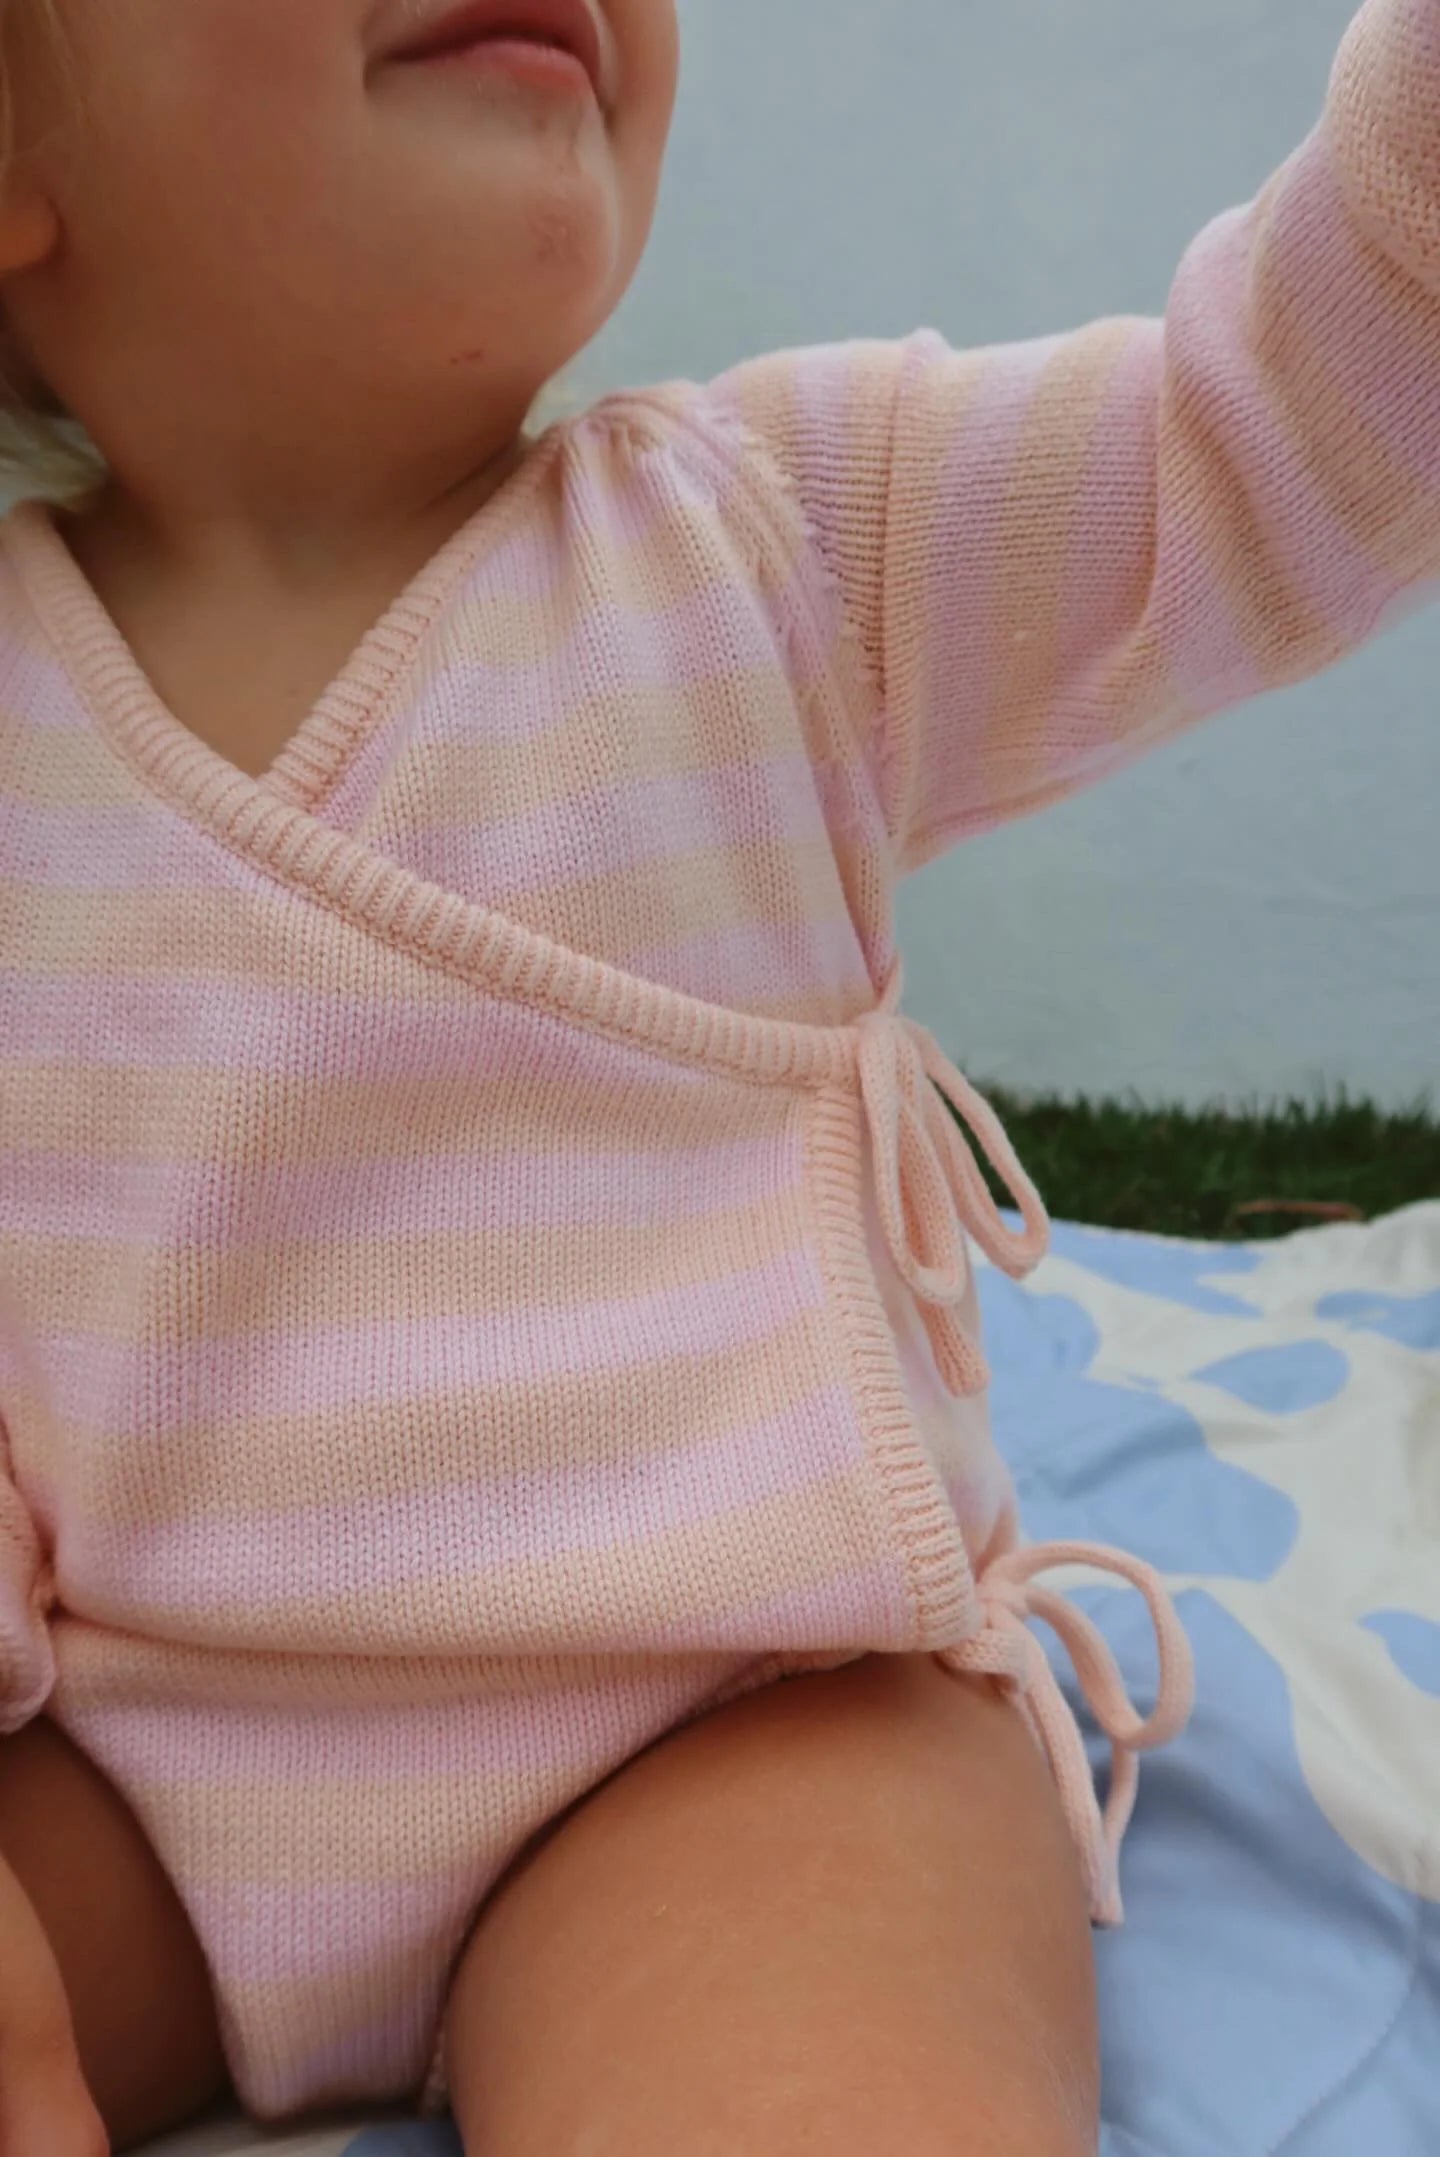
{"left": 5, "top": 0, "right": 1440, "bottom": 2112}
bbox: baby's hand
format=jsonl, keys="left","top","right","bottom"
{"left": 0, "top": 1851, "right": 108, "bottom": 2157}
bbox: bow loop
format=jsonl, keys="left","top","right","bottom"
{"left": 939, "top": 1541, "right": 1196, "bottom": 1924}
{"left": 855, "top": 991, "right": 1050, "bottom": 1397}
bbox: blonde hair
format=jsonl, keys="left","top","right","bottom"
{"left": 0, "top": 0, "right": 106, "bottom": 506}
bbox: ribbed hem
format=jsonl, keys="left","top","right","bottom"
{"left": 803, "top": 1086, "right": 979, "bottom": 1647}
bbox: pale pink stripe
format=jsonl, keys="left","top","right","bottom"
{"left": 0, "top": 799, "right": 190, "bottom": 888}
{"left": 316, "top": 473, "right": 705, "bottom": 816}
{"left": 1275, "top": 138, "right": 1440, "bottom": 489}
{"left": 446, "top": 431, "right": 734, "bottom": 602}
{"left": 49, "top": 1247, "right": 826, "bottom": 1431}
{"left": 1163, "top": 195, "right": 1407, "bottom": 645}
{"left": 415, "top": 586, "right": 800, "bottom": 740}
{"left": 5, "top": 1132, "right": 794, "bottom": 1242}
{"left": 1145, "top": 539, "right": 1269, "bottom": 719}
{"left": 0, "top": 643, "right": 80, "bottom": 724}
{"left": 0, "top": 968, "right": 715, "bottom": 1088}
{"left": 1057, "top": 322, "right": 1266, "bottom": 715}
{"left": 941, "top": 1462, "right": 1011, "bottom": 1533}
{"left": 569, "top": 429, "right": 724, "bottom": 554}
{"left": 390, "top": 754, "right": 832, "bottom": 902}
{"left": 440, "top": 512, "right": 602, "bottom": 605}
{"left": 626, "top": 911, "right": 872, "bottom": 1009}
{"left": 82, "top": 1383, "right": 861, "bottom": 1610}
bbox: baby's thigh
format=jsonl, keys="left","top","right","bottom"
{"left": 0, "top": 1716, "right": 227, "bottom": 2151}
{"left": 444, "top": 1651, "right": 1098, "bottom": 2157}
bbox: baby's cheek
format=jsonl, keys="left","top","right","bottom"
{"left": 145, "top": 0, "right": 347, "bottom": 158}
{"left": 609, "top": 0, "right": 681, "bottom": 100}
{"left": 181, "top": 0, "right": 350, "bottom": 81}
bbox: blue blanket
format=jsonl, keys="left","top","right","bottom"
{"left": 984, "top": 1211, "right": 1439, "bottom": 2154}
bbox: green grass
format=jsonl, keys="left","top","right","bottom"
{"left": 965, "top": 1089, "right": 1440, "bottom": 1240}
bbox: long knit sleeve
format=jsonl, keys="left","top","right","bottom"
{"left": 0, "top": 1418, "right": 53, "bottom": 1734}
{"left": 711, "top": 0, "right": 1440, "bottom": 875}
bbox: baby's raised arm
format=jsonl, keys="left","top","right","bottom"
{"left": 713, "top": 0, "right": 1440, "bottom": 874}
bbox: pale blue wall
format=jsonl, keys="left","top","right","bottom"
{"left": 585, "top": 0, "right": 1438, "bottom": 1109}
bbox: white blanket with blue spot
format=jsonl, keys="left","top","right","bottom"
{"left": 142, "top": 1202, "right": 1440, "bottom": 2157}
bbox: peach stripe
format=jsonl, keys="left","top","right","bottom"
{"left": 94, "top": 1381, "right": 860, "bottom": 1608}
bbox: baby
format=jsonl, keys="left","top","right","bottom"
{"left": 0, "top": 1, "right": 1433, "bottom": 2151}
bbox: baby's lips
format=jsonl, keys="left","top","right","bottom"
{"left": 373, "top": 0, "right": 604, "bottom": 97}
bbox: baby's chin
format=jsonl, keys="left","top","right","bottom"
{"left": 386, "top": 88, "right": 623, "bottom": 271}
{"left": 360, "top": 38, "right": 656, "bottom": 366}
{"left": 345, "top": 181, "right": 624, "bottom": 410}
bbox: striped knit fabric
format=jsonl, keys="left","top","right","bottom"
{"left": 2, "top": 0, "right": 1438, "bottom": 2119}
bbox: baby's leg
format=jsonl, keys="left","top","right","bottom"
{"left": 443, "top": 1651, "right": 1099, "bottom": 2157}
{"left": 0, "top": 1717, "right": 228, "bottom": 2152}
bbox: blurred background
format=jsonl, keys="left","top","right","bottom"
{"left": 582, "top": 0, "right": 1436, "bottom": 1116}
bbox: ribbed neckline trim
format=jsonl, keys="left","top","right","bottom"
{"left": 0, "top": 459, "right": 872, "bottom": 1095}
